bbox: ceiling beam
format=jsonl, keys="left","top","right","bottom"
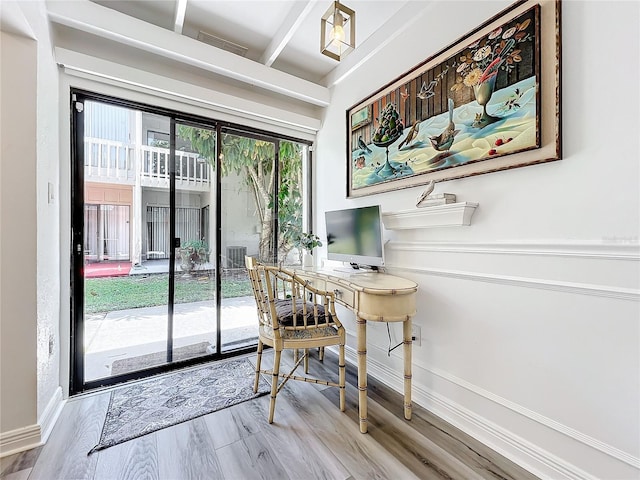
{"left": 48, "top": 0, "right": 331, "bottom": 107}
{"left": 259, "top": 0, "right": 317, "bottom": 67}
{"left": 173, "top": 0, "right": 187, "bottom": 34}
{"left": 55, "top": 47, "right": 322, "bottom": 135}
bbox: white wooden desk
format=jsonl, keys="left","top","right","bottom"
{"left": 295, "top": 267, "right": 418, "bottom": 433}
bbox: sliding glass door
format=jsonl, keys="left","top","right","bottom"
{"left": 217, "top": 129, "right": 308, "bottom": 350}
{"left": 172, "top": 122, "right": 217, "bottom": 361}
{"left": 70, "top": 90, "right": 310, "bottom": 394}
{"left": 218, "top": 131, "right": 276, "bottom": 350}
{"left": 71, "top": 95, "right": 218, "bottom": 390}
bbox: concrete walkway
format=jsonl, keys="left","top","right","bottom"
{"left": 84, "top": 296, "right": 258, "bottom": 381}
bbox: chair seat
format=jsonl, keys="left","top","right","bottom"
{"left": 260, "top": 324, "right": 340, "bottom": 341}
{"left": 273, "top": 298, "right": 330, "bottom": 326}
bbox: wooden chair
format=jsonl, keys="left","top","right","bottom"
{"left": 245, "top": 256, "right": 346, "bottom": 423}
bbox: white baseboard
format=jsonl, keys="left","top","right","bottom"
{"left": 409, "top": 381, "right": 598, "bottom": 480}
{"left": 420, "top": 363, "right": 640, "bottom": 472}
{"left": 338, "top": 345, "right": 602, "bottom": 480}
{"left": 0, "top": 424, "right": 41, "bottom": 458}
{"left": 39, "top": 386, "right": 65, "bottom": 444}
{"left": 0, "top": 386, "right": 65, "bottom": 458}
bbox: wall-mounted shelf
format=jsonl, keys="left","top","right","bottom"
{"left": 381, "top": 202, "right": 478, "bottom": 230}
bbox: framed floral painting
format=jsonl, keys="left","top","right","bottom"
{"left": 346, "top": 0, "right": 561, "bottom": 198}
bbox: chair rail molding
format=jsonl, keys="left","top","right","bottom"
{"left": 382, "top": 202, "right": 478, "bottom": 230}
{"left": 386, "top": 241, "right": 640, "bottom": 261}
{"left": 389, "top": 265, "right": 639, "bottom": 301}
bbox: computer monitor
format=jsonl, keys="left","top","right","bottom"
{"left": 325, "top": 205, "right": 384, "bottom": 269}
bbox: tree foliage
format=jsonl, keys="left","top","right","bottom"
{"left": 177, "top": 126, "right": 304, "bottom": 263}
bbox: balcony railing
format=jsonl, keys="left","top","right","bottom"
{"left": 84, "top": 137, "right": 135, "bottom": 183}
{"left": 140, "top": 146, "right": 210, "bottom": 189}
{"left": 84, "top": 138, "right": 210, "bottom": 190}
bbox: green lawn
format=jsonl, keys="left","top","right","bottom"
{"left": 84, "top": 274, "right": 252, "bottom": 314}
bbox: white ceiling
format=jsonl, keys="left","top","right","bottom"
{"left": 87, "top": 0, "right": 410, "bottom": 84}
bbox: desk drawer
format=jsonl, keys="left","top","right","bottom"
{"left": 298, "top": 274, "right": 325, "bottom": 291}
{"left": 326, "top": 281, "right": 355, "bottom": 308}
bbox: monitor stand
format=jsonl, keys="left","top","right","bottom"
{"left": 332, "top": 264, "right": 378, "bottom": 274}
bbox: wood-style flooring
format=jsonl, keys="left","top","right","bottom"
{"left": 1, "top": 350, "right": 538, "bottom": 480}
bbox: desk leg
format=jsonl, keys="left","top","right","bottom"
{"left": 356, "top": 315, "right": 368, "bottom": 433}
{"left": 403, "top": 318, "right": 413, "bottom": 421}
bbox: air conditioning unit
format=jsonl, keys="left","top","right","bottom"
{"left": 226, "top": 246, "right": 247, "bottom": 268}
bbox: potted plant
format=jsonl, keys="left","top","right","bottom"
{"left": 294, "top": 232, "right": 322, "bottom": 267}
{"left": 178, "top": 239, "right": 209, "bottom": 276}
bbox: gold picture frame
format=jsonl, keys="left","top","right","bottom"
{"left": 346, "top": 0, "right": 561, "bottom": 198}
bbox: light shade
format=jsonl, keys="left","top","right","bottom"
{"left": 320, "top": 1, "right": 355, "bottom": 61}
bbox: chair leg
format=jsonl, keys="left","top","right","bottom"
{"left": 268, "top": 349, "right": 282, "bottom": 424}
{"left": 339, "top": 343, "right": 346, "bottom": 412}
{"left": 304, "top": 348, "right": 309, "bottom": 374}
{"left": 253, "top": 340, "right": 263, "bottom": 393}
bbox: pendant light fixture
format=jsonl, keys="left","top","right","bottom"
{"left": 320, "top": 1, "right": 355, "bottom": 61}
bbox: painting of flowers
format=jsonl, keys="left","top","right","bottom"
{"left": 347, "top": 0, "right": 561, "bottom": 198}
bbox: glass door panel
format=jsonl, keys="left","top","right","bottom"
{"left": 277, "top": 141, "right": 307, "bottom": 268}
{"left": 82, "top": 100, "right": 171, "bottom": 382}
{"left": 219, "top": 132, "right": 274, "bottom": 351}
{"left": 172, "top": 123, "right": 217, "bottom": 361}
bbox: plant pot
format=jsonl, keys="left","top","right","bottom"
{"left": 302, "top": 253, "right": 314, "bottom": 267}
{"left": 179, "top": 249, "right": 196, "bottom": 276}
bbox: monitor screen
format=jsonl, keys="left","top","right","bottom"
{"left": 325, "top": 205, "right": 384, "bottom": 267}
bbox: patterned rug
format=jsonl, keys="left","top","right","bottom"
{"left": 89, "top": 357, "right": 269, "bottom": 454}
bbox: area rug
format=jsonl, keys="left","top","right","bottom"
{"left": 89, "top": 357, "right": 269, "bottom": 454}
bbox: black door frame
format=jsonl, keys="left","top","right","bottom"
{"left": 69, "top": 89, "right": 312, "bottom": 395}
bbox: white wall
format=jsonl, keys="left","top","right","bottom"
{"left": 27, "top": 0, "right": 63, "bottom": 436}
{"left": 0, "top": 0, "right": 62, "bottom": 455}
{"left": 314, "top": 1, "right": 639, "bottom": 479}
{"left": 0, "top": 29, "right": 39, "bottom": 443}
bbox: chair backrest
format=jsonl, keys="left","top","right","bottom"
{"left": 245, "top": 256, "right": 341, "bottom": 336}
{"left": 245, "top": 255, "right": 274, "bottom": 331}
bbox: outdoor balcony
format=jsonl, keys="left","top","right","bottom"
{"left": 84, "top": 137, "right": 211, "bottom": 192}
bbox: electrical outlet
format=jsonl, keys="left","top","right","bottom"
{"left": 411, "top": 324, "right": 421, "bottom": 346}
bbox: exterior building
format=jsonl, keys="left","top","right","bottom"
{"left": 83, "top": 101, "right": 256, "bottom": 269}
{"left": 83, "top": 102, "right": 212, "bottom": 266}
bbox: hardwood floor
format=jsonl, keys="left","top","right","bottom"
{"left": 1, "top": 350, "right": 538, "bottom": 480}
